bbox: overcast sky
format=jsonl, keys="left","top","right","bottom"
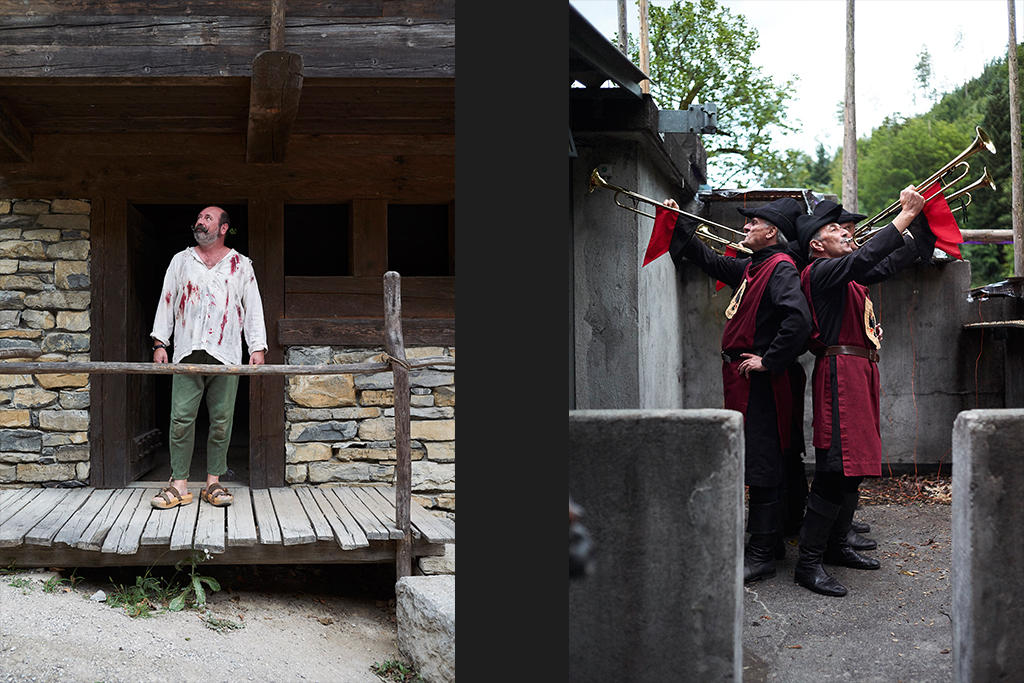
{"left": 571, "top": 0, "right": 1023, "bottom": 164}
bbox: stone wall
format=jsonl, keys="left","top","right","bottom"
{"left": 284, "top": 344, "right": 456, "bottom": 520}
{"left": 0, "top": 199, "right": 91, "bottom": 486}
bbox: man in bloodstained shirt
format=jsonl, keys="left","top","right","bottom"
{"left": 149, "top": 206, "right": 268, "bottom": 510}
{"left": 791, "top": 188, "right": 935, "bottom": 597}
{"left": 665, "top": 196, "right": 811, "bottom": 584}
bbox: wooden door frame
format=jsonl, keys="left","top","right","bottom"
{"left": 89, "top": 196, "right": 286, "bottom": 488}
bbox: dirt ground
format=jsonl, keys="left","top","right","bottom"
{"left": 0, "top": 562, "right": 411, "bottom": 682}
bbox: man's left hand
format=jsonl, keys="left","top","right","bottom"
{"left": 737, "top": 353, "right": 766, "bottom": 378}
{"left": 249, "top": 350, "right": 266, "bottom": 366}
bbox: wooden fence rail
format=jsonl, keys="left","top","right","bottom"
{"left": 0, "top": 271, "right": 451, "bottom": 579}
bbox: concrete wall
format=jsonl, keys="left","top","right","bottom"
{"left": 569, "top": 409, "right": 743, "bottom": 682}
{"left": 571, "top": 139, "right": 720, "bottom": 410}
{"left": 952, "top": 409, "right": 1024, "bottom": 681}
{"left": 575, "top": 204, "right": 1024, "bottom": 469}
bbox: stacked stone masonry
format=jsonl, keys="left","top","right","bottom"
{"left": 284, "top": 345, "right": 456, "bottom": 523}
{"left": 0, "top": 199, "right": 92, "bottom": 486}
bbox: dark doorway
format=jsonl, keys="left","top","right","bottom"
{"left": 129, "top": 203, "right": 251, "bottom": 484}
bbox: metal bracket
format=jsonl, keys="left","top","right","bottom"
{"left": 658, "top": 103, "right": 718, "bottom": 134}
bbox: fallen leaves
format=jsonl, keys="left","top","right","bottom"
{"left": 859, "top": 474, "right": 952, "bottom": 506}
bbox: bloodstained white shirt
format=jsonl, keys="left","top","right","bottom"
{"left": 150, "top": 247, "right": 268, "bottom": 365}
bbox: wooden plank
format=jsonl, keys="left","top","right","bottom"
{"left": 141, "top": 494, "right": 179, "bottom": 546}
{"left": 0, "top": 489, "right": 42, "bottom": 527}
{"left": 332, "top": 486, "right": 389, "bottom": 541}
{"left": 53, "top": 489, "right": 114, "bottom": 547}
{"left": 309, "top": 487, "right": 363, "bottom": 550}
{"left": 24, "top": 489, "right": 93, "bottom": 548}
{"left": 168, "top": 486, "right": 200, "bottom": 551}
{"left": 24, "top": 487, "right": 93, "bottom": 546}
{"left": 378, "top": 486, "right": 454, "bottom": 543}
{"left": 226, "top": 486, "right": 258, "bottom": 547}
{"left": 0, "top": 489, "right": 69, "bottom": 547}
{"left": 77, "top": 488, "right": 135, "bottom": 551}
{"left": 246, "top": 50, "right": 303, "bottom": 163}
{"left": 0, "top": 538, "right": 446, "bottom": 569}
{"left": 251, "top": 488, "right": 282, "bottom": 544}
{"left": 350, "top": 486, "right": 403, "bottom": 540}
{"left": 351, "top": 199, "right": 388, "bottom": 277}
{"left": 0, "top": 2, "right": 389, "bottom": 17}
{"left": 0, "top": 99, "right": 31, "bottom": 163}
{"left": 0, "top": 488, "right": 32, "bottom": 515}
{"left": 369, "top": 486, "right": 421, "bottom": 540}
{"left": 268, "top": 487, "right": 316, "bottom": 546}
{"left": 114, "top": 488, "right": 157, "bottom": 555}
{"left": 100, "top": 488, "right": 145, "bottom": 553}
{"left": 295, "top": 487, "right": 334, "bottom": 542}
{"left": 193, "top": 496, "right": 227, "bottom": 554}
{"left": 278, "top": 318, "right": 455, "bottom": 347}
{"left": 285, "top": 276, "right": 454, "bottom": 319}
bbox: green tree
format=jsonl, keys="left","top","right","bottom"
{"left": 630, "top": 0, "right": 798, "bottom": 185}
{"left": 764, "top": 143, "right": 837, "bottom": 194}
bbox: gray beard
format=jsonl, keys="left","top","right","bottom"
{"left": 193, "top": 229, "right": 217, "bottom": 247}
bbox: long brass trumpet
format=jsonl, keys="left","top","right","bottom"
{"left": 853, "top": 126, "right": 996, "bottom": 239}
{"left": 588, "top": 168, "right": 753, "bottom": 255}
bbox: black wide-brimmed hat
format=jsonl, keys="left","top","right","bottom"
{"left": 797, "top": 201, "right": 844, "bottom": 258}
{"left": 736, "top": 197, "right": 805, "bottom": 242}
{"left": 813, "top": 199, "right": 866, "bottom": 226}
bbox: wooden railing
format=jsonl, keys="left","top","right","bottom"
{"left": 0, "top": 271, "right": 454, "bottom": 579}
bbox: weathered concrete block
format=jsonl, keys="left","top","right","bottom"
{"left": 411, "top": 419, "right": 454, "bottom": 441}
{"left": 569, "top": 409, "right": 743, "bottom": 683}
{"left": 287, "top": 374, "right": 356, "bottom": 407}
{"left": 396, "top": 575, "right": 454, "bottom": 683}
{"left": 50, "top": 199, "right": 90, "bottom": 215}
{"left": 417, "top": 542, "right": 455, "bottom": 575}
{"left": 952, "top": 409, "right": 1024, "bottom": 682}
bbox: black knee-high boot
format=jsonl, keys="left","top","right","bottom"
{"left": 782, "top": 454, "right": 808, "bottom": 538}
{"left": 846, "top": 490, "right": 877, "bottom": 549}
{"left": 744, "top": 499, "right": 779, "bottom": 583}
{"left": 794, "top": 493, "right": 847, "bottom": 597}
{"left": 824, "top": 491, "right": 880, "bottom": 569}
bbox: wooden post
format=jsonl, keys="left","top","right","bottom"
{"left": 842, "top": 0, "right": 858, "bottom": 211}
{"left": 270, "top": 0, "right": 286, "bottom": 51}
{"left": 617, "top": 0, "right": 628, "bottom": 53}
{"left": 638, "top": 0, "right": 650, "bottom": 94}
{"left": 1008, "top": 0, "right": 1024, "bottom": 275}
{"left": 384, "top": 271, "right": 413, "bottom": 579}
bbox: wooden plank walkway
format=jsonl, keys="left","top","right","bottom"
{"left": 0, "top": 484, "right": 454, "bottom": 568}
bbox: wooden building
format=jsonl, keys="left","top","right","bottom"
{"left": 0, "top": 1, "right": 456, "bottom": 497}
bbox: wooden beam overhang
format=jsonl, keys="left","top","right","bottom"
{"left": 0, "top": 100, "right": 32, "bottom": 162}
{"left": 246, "top": 50, "right": 303, "bottom": 163}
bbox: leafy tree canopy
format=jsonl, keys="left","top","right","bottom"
{"left": 629, "top": 0, "right": 798, "bottom": 185}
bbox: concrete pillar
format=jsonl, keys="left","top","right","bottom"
{"left": 569, "top": 409, "right": 743, "bottom": 682}
{"left": 952, "top": 409, "right": 1024, "bottom": 682}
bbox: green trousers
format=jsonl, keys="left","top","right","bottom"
{"left": 168, "top": 350, "right": 239, "bottom": 480}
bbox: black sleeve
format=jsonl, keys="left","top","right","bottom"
{"left": 760, "top": 261, "right": 812, "bottom": 373}
{"left": 857, "top": 214, "right": 936, "bottom": 284}
{"left": 810, "top": 223, "right": 906, "bottom": 290}
{"left": 668, "top": 214, "right": 747, "bottom": 287}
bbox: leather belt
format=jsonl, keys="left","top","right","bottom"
{"left": 824, "top": 345, "right": 879, "bottom": 363}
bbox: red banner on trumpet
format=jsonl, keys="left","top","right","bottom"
{"left": 922, "top": 181, "right": 963, "bottom": 259}
{"left": 643, "top": 206, "right": 677, "bottom": 266}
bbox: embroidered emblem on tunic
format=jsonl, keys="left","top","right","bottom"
{"left": 864, "top": 297, "right": 881, "bottom": 348}
{"left": 724, "top": 279, "right": 747, "bottom": 320}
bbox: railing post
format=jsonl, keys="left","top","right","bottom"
{"left": 384, "top": 271, "right": 413, "bottom": 578}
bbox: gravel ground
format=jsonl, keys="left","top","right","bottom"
{"left": 0, "top": 563, "right": 408, "bottom": 683}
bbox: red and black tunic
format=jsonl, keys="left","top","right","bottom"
{"left": 670, "top": 231, "right": 811, "bottom": 487}
{"left": 801, "top": 221, "right": 933, "bottom": 476}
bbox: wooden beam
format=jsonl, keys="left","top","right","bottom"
{"left": 0, "top": 99, "right": 31, "bottom": 162}
{"left": 278, "top": 317, "right": 454, "bottom": 346}
{"left": 271, "top": 0, "right": 286, "bottom": 51}
{"left": 246, "top": 50, "right": 303, "bottom": 163}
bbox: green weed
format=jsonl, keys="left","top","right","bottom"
{"left": 371, "top": 658, "right": 424, "bottom": 682}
